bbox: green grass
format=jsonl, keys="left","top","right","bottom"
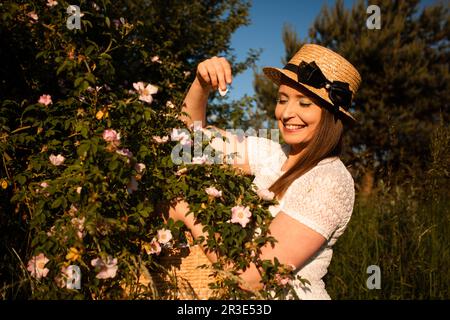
{"left": 326, "top": 187, "right": 450, "bottom": 299}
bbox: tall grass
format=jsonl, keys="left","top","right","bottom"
{"left": 326, "top": 191, "right": 449, "bottom": 299}
{"left": 326, "top": 119, "right": 450, "bottom": 300}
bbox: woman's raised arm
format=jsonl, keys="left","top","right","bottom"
{"left": 180, "top": 56, "right": 232, "bottom": 128}
{"left": 180, "top": 57, "right": 252, "bottom": 174}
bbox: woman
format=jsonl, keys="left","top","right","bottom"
{"left": 168, "top": 44, "right": 361, "bottom": 299}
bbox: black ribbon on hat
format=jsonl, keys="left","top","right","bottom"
{"left": 284, "top": 61, "right": 353, "bottom": 113}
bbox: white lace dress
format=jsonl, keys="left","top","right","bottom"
{"left": 246, "top": 136, "right": 355, "bottom": 300}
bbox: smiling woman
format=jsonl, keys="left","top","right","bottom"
{"left": 174, "top": 44, "right": 362, "bottom": 299}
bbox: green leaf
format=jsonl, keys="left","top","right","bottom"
{"left": 74, "top": 77, "right": 84, "bottom": 88}
{"left": 51, "top": 197, "right": 63, "bottom": 209}
{"left": 99, "top": 53, "right": 112, "bottom": 60}
{"left": 109, "top": 160, "right": 119, "bottom": 171}
{"left": 56, "top": 60, "right": 69, "bottom": 75}
{"left": 81, "top": 126, "right": 89, "bottom": 138}
{"left": 85, "top": 45, "right": 95, "bottom": 56}
{"left": 77, "top": 142, "right": 90, "bottom": 157}
{"left": 16, "top": 175, "right": 26, "bottom": 185}
{"left": 105, "top": 16, "right": 110, "bottom": 28}
{"left": 79, "top": 81, "right": 90, "bottom": 92}
{"left": 85, "top": 73, "right": 96, "bottom": 84}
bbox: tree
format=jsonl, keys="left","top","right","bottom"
{"left": 0, "top": 0, "right": 299, "bottom": 300}
{"left": 253, "top": 0, "right": 450, "bottom": 191}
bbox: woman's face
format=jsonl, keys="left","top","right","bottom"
{"left": 275, "top": 84, "right": 322, "bottom": 151}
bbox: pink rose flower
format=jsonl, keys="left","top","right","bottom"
{"left": 71, "top": 217, "right": 85, "bottom": 239}
{"left": 91, "top": 256, "right": 118, "bottom": 279}
{"left": 151, "top": 56, "right": 161, "bottom": 64}
{"left": 268, "top": 205, "right": 280, "bottom": 217}
{"left": 157, "top": 228, "right": 172, "bottom": 244}
{"left": 102, "top": 129, "right": 121, "bottom": 144}
{"left": 166, "top": 101, "right": 175, "bottom": 109}
{"left": 27, "top": 11, "right": 38, "bottom": 23}
{"left": 134, "top": 163, "right": 146, "bottom": 174}
{"left": 175, "top": 167, "right": 188, "bottom": 176}
{"left": 189, "top": 121, "right": 203, "bottom": 132}
{"left": 205, "top": 186, "right": 222, "bottom": 198}
{"left": 192, "top": 155, "right": 208, "bottom": 165}
{"left": 275, "top": 274, "right": 290, "bottom": 286}
{"left": 27, "top": 253, "right": 49, "bottom": 279}
{"left": 256, "top": 189, "right": 275, "bottom": 201}
{"left": 36, "top": 182, "right": 50, "bottom": 196}
{"left": 170, "top": 128, "right": 192, "bottom": 146}
{"left": 38, "top": 94, "right": 52, "bottom": 106}
{"left": 133, "top": 82, "right": 158, "bottom": 104}
{"left": 116, "top": 148, "right": 133, "bottom": 158}
{"left": 46, "top": 225, "right": 56, "bottom": 237}
{"left": 49, "top": 154, "right": 65, "bottom": 166}
{"left": 46, "top": 0, "right": 58, "bottom": 7}
{"left": 152, "top": 135, "right": 169, "bottom": 144}
{"left": 143, "top": 238, "right": 161, "bottom": 255}
{"left": 67, "top": 204, "right": 78, "bottom": 217}
{"left": 230, "top": 205, "right": 252, "bottom": 228}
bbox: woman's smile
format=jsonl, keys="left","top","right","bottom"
{"left": 275, "top": 84, "right": 322, "bottom": 147}
{"left": 282, "top": 121, "right": 307, "bottom": 133}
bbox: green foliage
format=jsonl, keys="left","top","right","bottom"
{"left": 0, "top": 0, "right": 299, "bottom": 300}
{"left": 325, "top": 179, "right": 450, "bottom": 299}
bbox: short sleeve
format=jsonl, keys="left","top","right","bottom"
{"left": 246, "top": 136, "right": 286, "bottom": 177}
{"left": 279, "top": 165, "right": 355, "bottom": 241}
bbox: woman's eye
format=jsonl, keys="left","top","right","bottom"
{"left": 299, "top": 101, "right": 312, "bottom": 107}
{"left": 276, "top": 99, "right": 288, "bottom": 104}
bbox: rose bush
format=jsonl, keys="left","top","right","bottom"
{"left": 0, "top": 0, "right": 306, "bottom": 299}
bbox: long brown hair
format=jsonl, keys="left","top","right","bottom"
{"left": 268, "top": 105, "right": 345, "bottom": 200}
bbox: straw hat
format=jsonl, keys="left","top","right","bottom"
{"left": 263, "top": 44, "right": 362, "bottom": 123}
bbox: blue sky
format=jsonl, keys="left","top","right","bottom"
{"left": 226, "top": 0, "right": 439, "bottom": 101}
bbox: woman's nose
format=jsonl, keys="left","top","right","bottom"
{"left": 282, "top": 100, "right": 299, "bottom": 119}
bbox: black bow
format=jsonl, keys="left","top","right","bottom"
{"left": 284, "top": 61, "right": 353, "bottom": 113}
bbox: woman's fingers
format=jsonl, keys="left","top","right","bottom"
{"left": 219, "top": 58, "right": 233, "bottom": 85}
{"left": 196, "top": 57, "right": 232, "bottom": 91}
{"left": 212, "top": 57, "right": 228, "bottom": 91}
{"left": 197, "top": 63, "right": 211, "bottom": 88}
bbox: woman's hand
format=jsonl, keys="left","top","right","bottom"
{"left": 196, "top": 56, "right": 232, "bottom": 92}
{"left": 180, "top": 57, "right": 232, "bottom": 127}
{"left": 166, "top": 198, "right": 195, "bottom": 226}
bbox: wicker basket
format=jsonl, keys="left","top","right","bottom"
{"left": 150, "top": 244, "right": 216, "bottom": 300}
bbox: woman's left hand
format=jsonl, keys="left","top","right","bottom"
{"left": 167, "top": 198, "right": 194, "bottom": 226}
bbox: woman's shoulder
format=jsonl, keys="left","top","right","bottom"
{"left": 280, "top": 157, "right": 355, "bottom": 241}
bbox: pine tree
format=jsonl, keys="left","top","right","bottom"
{"left": 253, "top": 0, "right": 449, "bottom": 191}
{"left": 0, "top": 0, "right": 254, "bottom": 108}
